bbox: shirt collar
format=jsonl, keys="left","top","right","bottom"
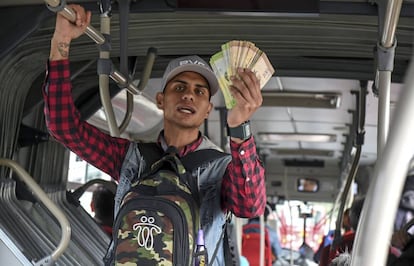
{"left": 157, "top": 130, "right": 203, "bottom": 157}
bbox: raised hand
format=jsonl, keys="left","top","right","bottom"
{"left": 50, "top": 4, "right": 91, "bottom": 60}
{"left": 227, "top": 68, "right": 263, "bottom": 128}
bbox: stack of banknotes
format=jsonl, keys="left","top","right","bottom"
{"left": 210, "top": 40, "right": 275, "bottom": 109}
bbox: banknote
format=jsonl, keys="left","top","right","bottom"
{"left": 210, "top": 40, "right": 275, "bottom": 109}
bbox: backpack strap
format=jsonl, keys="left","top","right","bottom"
{"left": 181, "top": 149, "right": 227, "bottom": 171}
{"left": 137, "top": 142, "right": 164, "bottom": 174}
{"left": 224, "top": 224, "right": 240, "bottom": 266}
{"left": 209, "top": 213, "right": 239, "bottom": 266}
{"left": 138, "top": 142, "right": 227, "bottom": 173}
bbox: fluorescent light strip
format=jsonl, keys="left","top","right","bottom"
{"left": 270, "top": 148, "right": 334, "bottom": 157}
{"left": 261, "top": 91, "right": 341, "bottom": 108}
{"left": 258, "top": 133, "right": 337, "bottom": 142}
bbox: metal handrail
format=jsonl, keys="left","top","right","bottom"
{"left": 332, "top": 84, "right": 367, "bottom": 250}
{"left": 350, "top": 1, "right": 405, "bottom": 265}
{"left": 376, "top": 0, "right": 403, "bottom": 154}
{"left": 351, "top": 53, "right": 414, "bottom": 266}
{"left": 0, "top": 158, "right": 71, "bottom": 265}
{"left": 71, "top": 178, "right": 117, "bottom": 201}
{"left": 381, "top": 0, "right": 403, "bottom": 48}
{"left": 44, "top": 0, "right": 140, "bottom": 95}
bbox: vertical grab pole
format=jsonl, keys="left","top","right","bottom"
{"left": 351, "top": 1, "right": 403, "bottom": 265}
{"left": 259, "top": 215, "right": 265, "bottom": 266}
{"left": 352, "top": 55, "right": 414, "bottom": 266}
{"left": 375, "top": 0, "right": 402, "bottom": 154}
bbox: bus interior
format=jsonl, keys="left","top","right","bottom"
{"left": 0, "top": 0, "right": 414, "bottom": 265}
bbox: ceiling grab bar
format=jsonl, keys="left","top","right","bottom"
{"left": 119, "top": 48, "right": 157, "bottom": 133}
{"left": 330, "top": 82, "right": 367, "bottom": 252}
{"left": 115, "top": 1, "right": 157, "bottom": 134}
{"left": 44, "top": 0, "right": 140, "bottom": 95}
{"left": 0, "top": 158, "right": 71, "bottom": 266}
{"left": 351, "top": 52, "right": 414, "bottom": 266}
{"left": 115, "top": 0, "right": 133, "bottom": 135}
{"left": 98, "top": 0, "right": 157, "bottom": 135}
{"left": 97, "top": 0, "right": 121, "bottom": 137}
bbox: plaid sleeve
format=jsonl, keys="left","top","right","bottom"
{"left": 42, "top": 59, "right": 130, "bottom": 180}
{"left": 221, "top": 136, "right": 266, "bottom": 217}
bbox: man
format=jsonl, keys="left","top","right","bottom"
{"left": 43, "top": 4, "right": 266, "bottom": 265}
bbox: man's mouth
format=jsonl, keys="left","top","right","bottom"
{"left": 177, "top": 106, "right": 195, "bottom": 114}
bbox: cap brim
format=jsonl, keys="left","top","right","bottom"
{"left": 162, "top": 64, "right": 219, "bottom": 96}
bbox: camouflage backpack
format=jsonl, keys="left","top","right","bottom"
{"left": 112, "top": 144, "right": 226, "bottom": 266}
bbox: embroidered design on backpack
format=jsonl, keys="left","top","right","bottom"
{"left": 133, "top": 216, "right": 162, "bottom": 250}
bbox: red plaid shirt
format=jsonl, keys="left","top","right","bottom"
{"left": 43, "top": 59, "right": 265, "bottom": 217}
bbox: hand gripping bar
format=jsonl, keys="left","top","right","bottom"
{"left": 44, "top": 0, "right": 140, "bottom": 95}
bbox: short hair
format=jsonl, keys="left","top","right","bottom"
{"left": 343, "top": 208, "right": 350, "bottom": 216}
{"left": 92, "top": 184, "right": 115, "bottom": 220}
{"left": 349, "top": 196, "right": 365, "bottom": 231}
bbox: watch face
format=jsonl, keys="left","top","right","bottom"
{"left": 244, "top": 123, "right": 251, "bottom": 138}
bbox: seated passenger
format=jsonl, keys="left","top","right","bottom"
{"left": 319, "top": 196, "right": 365, "bottom": 266}
{"left": 90, "top": 183, "right": 116, "bottom": 236}
{"left": 314, "top": 208, "right": 351, "bottom": 263}
{"left": 387, "top": 227, "right": 413, "bottom": 266}
{"left": 387, "top": 175, "right": 414, "bottom": 266}
{"left": 394, "top": 175, "right": 414, "bottom": 232}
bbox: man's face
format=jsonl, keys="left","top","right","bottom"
{"left": 156, "top": 71, "right": 213, "bottom": 129}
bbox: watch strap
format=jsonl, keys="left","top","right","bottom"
{"left": 227, "top": 121, "right": 252, "bottom": 140}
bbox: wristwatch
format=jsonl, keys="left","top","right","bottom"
{"left": 227, "top": 121, "right": 252, "bottom": 140}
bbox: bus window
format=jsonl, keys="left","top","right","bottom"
{"left": 297, "top": 178, "right": 320, "bottom": 193}
{"left": 68, "top": 152, "right": 111, "bottom": 184}
{"left": 68, "top": 151, "right": 112, "bottom": 215}
{"left": 276, "top": 201, "right": 332, "bottom": 253}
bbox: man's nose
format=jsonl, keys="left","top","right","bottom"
{"left": 182, "top": 90, "right": 195, "bottom": 101}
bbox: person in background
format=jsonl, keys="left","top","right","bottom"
{"left": 314, "top": 208, "right": 351, "bottom": 263}
{"left": 90, "top": 184, "right": 116, "bottom": 237}
{"left": 244, "top": 206, "right": 283, "bottom": 263}
{"left": 387, "top": 175, "right": 414, "bottom": 266}
{"left": 43, "top": 4, "right": 266, "bottom": 265}
{"left": 319, "top": 197, "right": 365, "bottom": 266}
{"left": 394, "top": 175, "right": 414, "bottom": 232}
{"left": 341, "top": 208, "right": 352, "bottom": 234}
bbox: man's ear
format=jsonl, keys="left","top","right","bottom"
{"left": 156, "top": 92, "right": 164, "bottom": 109}
{"left": 205, "top": 102, "right": 213, "bottom": 119}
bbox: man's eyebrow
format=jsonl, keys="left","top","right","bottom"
{"left": 171, "top": 79, "right": 188, "bottom": 85}
{"left": 172, "top": 78, "right": 210, "bottom": 90}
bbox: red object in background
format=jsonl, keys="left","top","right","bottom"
{"left": 242, "top": 224, "right": 273, "bottom": 266}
